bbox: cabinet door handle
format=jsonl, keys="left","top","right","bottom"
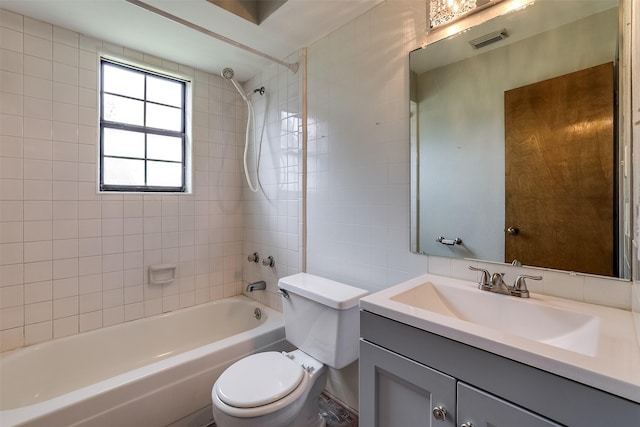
{"left": 460, "top": 423, "right": 474, "bottom": 427}
{"left": 432, "top": 405, "right": 447, "bottom": 421}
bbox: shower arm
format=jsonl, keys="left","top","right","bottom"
{"left": 125, "top": 0, "right": 299, "bottom": 73}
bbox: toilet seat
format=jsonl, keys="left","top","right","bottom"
{"left": 216, "top": 352, "right": 305, "bottom": 408}
{"left": 213, "top": 349, "right": 327, "bottom": 421}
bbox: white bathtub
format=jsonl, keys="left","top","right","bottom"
{"left": 0, "top": 296, "right": 286, "bottom": 427}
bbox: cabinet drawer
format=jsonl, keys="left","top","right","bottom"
{"left": 457, "top": 382, "right": 561, "bottom": 427}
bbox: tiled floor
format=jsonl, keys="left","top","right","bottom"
{"left": 208, "top": 393, "right": 358, "bottom": 427}
{"left": 319, "top": 393, "right": 359, "bottom": 427}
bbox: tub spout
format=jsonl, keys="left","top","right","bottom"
{"left": 246, "top": 280, "right": 266, "bottom": 292}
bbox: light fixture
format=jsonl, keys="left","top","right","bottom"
{"left": 429, "top": 0, "right": 502, "bottom": 29}
{"left": 430, "top": 0, "right": 476, "bottom": 28}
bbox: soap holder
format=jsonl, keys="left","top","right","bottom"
{"left": 149, "top": 264, "right": 177, "bottom": 285}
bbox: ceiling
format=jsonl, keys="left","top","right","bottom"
{"left": 1, "top": 0, "right": 383, "bottom": 82}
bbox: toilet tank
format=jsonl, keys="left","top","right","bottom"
{"left": 278, "top": 273, "right": 369, "bottom": 369}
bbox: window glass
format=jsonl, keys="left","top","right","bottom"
{"left": 103, "top": 94, "right": 144, "bottom": 126}
{"left": 147, "top": 75, "right": 183, "bottom": 107}
{"left": 102, "top": 63, "right": 144, "bottom": 98}
{"left": 147, "top": 134, "right": 182, "bottom": 162}
{"left": 99, "top": 58, "right": 187, "bottom": 192}
{"left": 103, "top": 157, "right": 145, "bottom": 186}
{"left": 147, "top": 161, "right": 182, "bottom": 187}
{"left": 146, "top": 103, "right": 182, "bottom": 132}
{"left": 103, "top": 128, "right": 145, "bottom": 158}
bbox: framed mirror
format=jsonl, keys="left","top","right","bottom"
{"left": 410, "top": 0, "right": 632, "bottom": 279}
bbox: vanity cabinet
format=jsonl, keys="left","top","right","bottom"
{"left": 360, "top": 340, "right": 456, "bottom": 426}
{"left": 360, "top": 341, "right": 559, "bottom": 427}
{"left": 360, "top": 310, "right": 640, "bottom": 426}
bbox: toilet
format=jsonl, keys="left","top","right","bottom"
{"left": 211, "top": 273, "right": 368, "bottom": 427}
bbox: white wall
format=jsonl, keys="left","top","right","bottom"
{"left": 306, "top": 0, "right": 426, "bottom": 410}
{"left": 307, "top": 0, "right": 426, "bottom": 294}
{"left": 0, "top": 9, "right": 248, "bottom": 352}
{"left": 306, "top": 0, "right": 635, "bottom": 409}
{"left": 241, "top": 55, "right": 303, "bottom": 310}
{"left": 307, "top": 0, "right": 634, "bottom": 307}
{"left": 631, "top": 0, "right": 640, "bottom": 340}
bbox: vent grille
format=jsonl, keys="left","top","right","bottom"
{"left": 469, "top": 29, "right": 508, "bottom": 49}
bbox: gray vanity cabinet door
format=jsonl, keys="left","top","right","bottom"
{"left": 360, "top": 340, "right": 457, "bottom": 427}
{"left": 457, "top": 383, "right": 562, "bottom": 427}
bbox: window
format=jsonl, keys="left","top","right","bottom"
{"left": 100, "top": 59, "right": 187, "bottom": 192}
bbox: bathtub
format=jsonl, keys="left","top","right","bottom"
{"left": 0, "top": 296, "right": 286, "bottom": 427}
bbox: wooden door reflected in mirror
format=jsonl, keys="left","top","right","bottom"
{"left": 504, "top": 62, "right": 615, "bottom": 276}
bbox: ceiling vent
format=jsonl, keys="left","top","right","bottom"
{"left": 469, "top": 29, "right": 508, "bottom": 50}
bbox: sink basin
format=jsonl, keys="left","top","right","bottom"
{"left": 360, "top": 273, "right": 640, "bottom": 404}
{"left": 389, "top": 281, "right": 600, "bottom": 356}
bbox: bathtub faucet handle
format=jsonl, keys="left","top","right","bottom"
{"left": 247, "top": 252, "right": 260, "bottom": 263}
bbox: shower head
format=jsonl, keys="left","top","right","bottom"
{"left": 221, "top": 67, "right": 234, "bottom": 80}
{"left": 221, "top": 67, "right": 248, "bottom": 102}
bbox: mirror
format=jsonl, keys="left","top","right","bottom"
{"left": 410, "top": 0, "right": 632, "bottom": 279}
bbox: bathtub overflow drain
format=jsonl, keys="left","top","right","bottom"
{"left": 254, "top": 308, "right": 262, "bottom": 320}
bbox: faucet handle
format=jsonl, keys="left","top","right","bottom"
{"left": 468, "top": 266, "right": 490, "bottom": 288}
{"left": 512, "top": 275, "right": 542, "bottom": 298}
{"left": 247, "top": 252, "right": 260, "bottom": 263}
{"left": 262, "top": 256, "right": 275, "bottom": 267}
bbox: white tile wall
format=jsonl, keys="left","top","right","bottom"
{"left": 306, "top": 0, "right": 635, "bottom": 308}
{"left": 0, "top": 9, "right": 247, "bottom": 352}
{"left": 2, "top": 0, "right": 636, "bottom": 355}
{"left": 242, "top": 54, "right": 303, "bottom": 311}
{"left": 632, "top": 0, "right": 640, "bottom": 341}
{"left": 307, "top": 0, "right": 425, "bottom": 293}
{"left": 305, "top": 0, "right": 637, "bottom": 411}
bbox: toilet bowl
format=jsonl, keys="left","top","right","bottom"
{"left": 211, "top": 350, "right": 327, "bottom": 427}
{"left": 211, "top": 273, "right": 368, "bottom": 427}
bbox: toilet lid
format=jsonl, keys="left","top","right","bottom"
{"left": 216, "top": 352, "right": 305, "bottom": 408}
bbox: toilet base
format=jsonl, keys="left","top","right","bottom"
{"left": 212, "top": 359, "right": 328, "bottom": 427}
{"left": 312, "top": 413, "right": 326, "bottom": 427}
{"left": 293, "top": 396, "right": 326, "bottom": 427}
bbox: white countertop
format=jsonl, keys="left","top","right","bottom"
{"left": 360, "top": 273, "right": 640, "bottom": 404}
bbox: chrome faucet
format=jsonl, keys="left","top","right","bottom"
{"left": 468, "top": 266, "right": 541, "bottom": 298}
{"left": 489, "top": 272, "right": 511, "bottom": 295}
{"left": 246, "top": 280, "right": 266, "bottom": 292}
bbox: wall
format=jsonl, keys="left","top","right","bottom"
{"left": 307, "top": 0, "right": 634, "bottom": 307}
{"left": 631, "top": 0, "right": 640, "bottom": 340}
{"left": 307, "top": 0, "right": 636, "bottom": 410}
{"left": 306, "top": 0, "right": 426, "bottom": 410}
{"left": 241, "top": 54, "right": 303, "bottom": 310}
{"left": 0, "top": 9, "right": 248, "bottom": 352}
{"left": 307, "top": 0, "right": 425, "bottom": 295}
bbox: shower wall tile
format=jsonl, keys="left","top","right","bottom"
{"left": 242, "top": 53, "right": 303, "bottom": 311}
{"left": 0, "top": 9, "right": 246, "bottom": 352}
{"left": 1, "top": 28, "right": 23, "bottom": 53}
